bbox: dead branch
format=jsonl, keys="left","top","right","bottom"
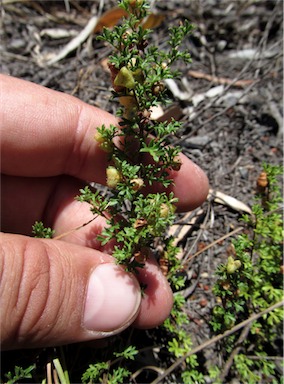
{"left": 218, "top": 323, "right": 251, "bottom": 382}
{"left": 188, "top": 70, "right": 254, "bottom": 88}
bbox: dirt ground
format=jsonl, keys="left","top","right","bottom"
{"left": 1, "top": 0, "right": 283, "bottom": 382}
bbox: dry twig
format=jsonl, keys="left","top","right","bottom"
{"left": 46, "top": 15, "right": 99, "bottom": 66}
{"left": 218, "top": 324, "right": 251, "bottom": 382}
{"left": 188, "top": 70, "right": 254, "bottom": 88}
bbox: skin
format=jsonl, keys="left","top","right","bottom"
{"left": 0, "top": 74, "right": 209, "bottom": 350}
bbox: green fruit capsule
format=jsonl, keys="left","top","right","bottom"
{"left": 106, "top": 166, "right": 122, "bottom": 188}
{"left": 114, "top": 66, "right": 135, "bottom": 89}
{"left": 94, "top": 131, "right": 112, "bottom": 153}
{"left": 131, "top": 178, "right": 144, "bottom": 191}
{"left": 226, "top": 256, "right": 242, "bottom": 274}
{"left": 160, "top": 203, "right": 175, "bottom": 218}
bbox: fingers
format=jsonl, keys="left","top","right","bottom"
{"left": 0, "top": 233, "right": 173, "bottom": 350}
{"left": 45, "top": 177, "right": 115, "bottom": 253}
{"left": 1, "top": 74, "right": 114, "bottom": 183}
{"left": 1, "top": 174, "right": 115, "bottom": 253}
{"left": 0, "top": 233, "right": 141, "bottom": 349}
{"left": 1, "top": 174, "right": 61, "bottom": 235}
{"left": 1, "top": 74, "right": 209, "bottom": 212}
{"left": 156, "top": 152, "right": 209, "bottom": 211}
{"left": 133, "top": 257, "right": 174, "bottom": 329}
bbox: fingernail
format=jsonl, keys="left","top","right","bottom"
{"left": 83, "top": 263, "right": 141, "bottom": 333}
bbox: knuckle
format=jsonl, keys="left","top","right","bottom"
{"left": 0, "top": 234, "right": 68, "bottom": 349}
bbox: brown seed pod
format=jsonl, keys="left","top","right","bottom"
{"left": 130, "top": 178, "right": 144, "bottom": 191}
{"left": 107, "top": 62, "right": 123, "bottom": 93}
{"left": 133, "top": 218, "right": 148, "bottom": 229}
{"left": 137, "top": 109, "right": 151, "bottom": 126}
{"left": 256, "top": 171, "right": 268, "bottom": 193}
{"left": 134, "top": 250, "right": 147, "bottom": 263}
{"left": 133, "top": 246, "right": 151, "bottom": 263}
{"left": 171, "top": 156, "right": 182, "bottom": 171}
{"left": 221, "top": 281, "right": 231, "bottom": 290}
{"left": 152, "top": 81, "right": 165, "bottom": 95}
{"left": 159, "top": 255, "right": 169, "bottom": 276}
{"left": 119, "top": 31, "right": 133, "bottom": 50}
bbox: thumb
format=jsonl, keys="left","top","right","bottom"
{"left": 0, "top": 233, "right": 141, "bottom": 350}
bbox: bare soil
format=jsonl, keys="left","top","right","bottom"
{"left": 1, "top": 0, "right": 283, "bottom": 382}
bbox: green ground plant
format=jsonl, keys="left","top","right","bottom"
{"left": 210, "top": 163, "right": 283, "bottom": 383}
{"left": 4, "top": 364, "right": 35, "bottom": 384}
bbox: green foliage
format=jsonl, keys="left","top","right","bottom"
{"left": 81, "top": 363, "right": 131, "bottom": 384}
{"left": 81, "top": 346, "right": 137, "bottom": 384}
{"left": 208, "top": 365, "right": 222, "bottom": 383}
{"left": 181, "top": 368, "right": 205, "bottom": 384}
{"left": 107, "top": 367, "right": 131, "bottom": 384}
{"left": 162, "top": 292, "right": 206, "bottom": 382}
{"left": 233, "top": 354, "right": 261, "bottom": 384}
{"left": 32, "top": 221, "right": 55, "bottom": 238}
{"left": 211, "top": 164, "right": 284, "bottom": 382}
{"left": 4, "top": 364, "right": 35, "bottom": 384}
{"left": 81, "top": 362, "right": 109, "bottom": 383}
{"left": 113, "top": 345, "right": 138, "bottom": 360}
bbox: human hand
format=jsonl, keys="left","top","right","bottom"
{"left": 0, "top": 74, "right": 209, "bottom": 350}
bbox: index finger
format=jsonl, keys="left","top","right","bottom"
{"left": 0, "top": 75, "right": 208, "bottom": 210}
{"left": 1, "top": 74, "right": 112, "bottom": 184}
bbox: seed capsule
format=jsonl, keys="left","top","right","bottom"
{"left": 130, "top": 178, "right": 144, "bottom": 191}
{"left": 94, "top": 131, "right": 112, "bottom": 153}
{"left": 171, "top": 156, "right": 182, "bottom": 171}
{"left": 226, "top": 256, "right": 242, "bottom": 274}
{"left": 106, "top": 166, "right": 121, "bottom": 189}
{"left": 152, "top": 81, "right": 165, "bottom": 95}
{"left": 107, "top": 62, "right": 123, "bottom": 93}
{"left": 160, "top": 203, "right": 175, "bottom": 218}
{"left": 94, "top": 130, "right": 104, "bottom": 144}
{"left": 133, "top": 218, "right": 148, "bottom": 229}
{"left": 221, "top": 281, "right": 231, "bottom": 290}
{"left": 134, "top": 246, "right": 150, "bottom": 263}
{"left": 114, "top": 66, "right": 135, "bottom": 89}
{"left": 257, "top": 171, "right": 268, "bottom": 193}
{"left": 160, "top": 203, "right": 170, "bottom": 218}
{"left": 216, "top": 296, "right": 222, "bottom": 304}
{"left": 119, "top": 96, "right": 138, "bottom": 120}
{"left": 159, "top": 254, "right": 169, "bottom": 276}
{"left": 134, "top": 250, "right": 146, "bottom": 263}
